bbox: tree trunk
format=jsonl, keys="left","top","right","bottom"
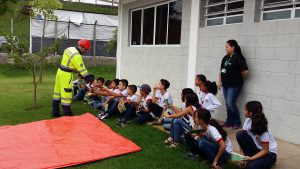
{"left": 39, "top": 15, "right": 47, "bottom": 83}
{"left": 32, "top": 64, "right": 37, "bottom": 109}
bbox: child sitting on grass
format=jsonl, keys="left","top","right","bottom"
{"left": 136, "top": 79, "right": 172, "bottom": 124}
{"left": 84, "top": 77, "right": 105, "bottom": 105}
{"left": 162, "top": 92, "right": 201, "bottom": 148}
{"left": 116, "top": 84, "right": 138, "bottom": 127}
{"left": 99, "top": 79, "right": 128, "bottom": 120}
{"left": 236, "top": 101, "right": 277, "bottom": 169}
{"left": 192, "top": 108, "right": 232, "bottom": 169}
{"left": 161, "top": 88, "right": 194, "bottom": 131}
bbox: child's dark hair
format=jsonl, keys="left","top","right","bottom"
{"left": 245, "top": 101, "right": 268, "bottom": 136}
{"left": 120, "top": 79, "right": 129, "bottom": 88}
{"left": 160, "top": 79, "right": 170, "bottom": 90}
{"left": 128, "top": 85, "right": 137, "bottom": 94}
{"left": 104, "top": 80, "right": 112, "bottom": 87}
{"left": 112, "top": 79, "right": 119, "bottom": 85}
{"left": 196, "top": 74, "right": 206, "bottom": 82}
{"left": 195, "top": 108, "right": 227, "bottom": 140}
{"left": 181, "top": 88, "right": 194, "bottom": 102}
{"left": 97, "top": 77, "right": 105, "bottom": 83}
{"left": 185, "top": 93, "right": 201, "bottom": 109}
{"left": 203, "top": 81, "right": 218, "bottom": 95}
{"left": 227, "top": 39, "right": 243, "bottom": 56}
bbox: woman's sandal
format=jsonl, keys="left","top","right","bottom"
{"left": 164, "top": 138, "right": 173, "bottom": 145}
{"left": 169, "top": 142, "right": 179, "bottom": 148}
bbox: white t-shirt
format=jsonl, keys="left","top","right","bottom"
{"left": 141, "top": 94, "right": 152, "bottom": 109}
{"left": 126, "top": 94, "right": 138, "bottom": 103}
{"left": 243, "top": 118, "right": 278, "bottom": 154}
{"left": 195, "top": 86, "right": 205, "bottom": 105}
{"left": 201, "top": 93, "right": 222, "bottom": 114}
{"left": 155, "top": 90, "right": 173, "bottom": 108}
{"left": 206, "top": 125, "right": 233, "bottom": 154}
{"left": 188, "top": 106, "right": 197, "bottom": 127}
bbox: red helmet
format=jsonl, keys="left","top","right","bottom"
{"left": 78, "top": 38, "right": 91, "bottom": 50}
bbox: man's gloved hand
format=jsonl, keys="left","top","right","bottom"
{"left": 84, "top": 74, "right": 94, "bottom": 83}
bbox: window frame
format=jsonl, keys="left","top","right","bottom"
{"left": 129, "top": 0, "right": 182, "bottom": 47}
{"left": 261, "top": 0, "right": 300, "bottom": 21}
{"left": 205, "top": 0, "right": 245, "bottom": 27}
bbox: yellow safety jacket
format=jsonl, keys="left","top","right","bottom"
{"left": 53, "top": 47, "right": 88, "bottom": 106}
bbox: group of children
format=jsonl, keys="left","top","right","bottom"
{"left": 72, "top": 74, "right": 277, "bottom": 169}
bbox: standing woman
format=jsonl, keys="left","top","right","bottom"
{"left": 218, "top": 40, "right": 249, "bottom": 130}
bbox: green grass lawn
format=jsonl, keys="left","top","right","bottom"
{"left": 0, "top": 64, "right": 238, "bottom": 169}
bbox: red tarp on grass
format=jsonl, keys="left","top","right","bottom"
{"left": 0, "top": 113, "right": 141, "bottom": 169}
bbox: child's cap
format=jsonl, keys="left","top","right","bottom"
{"left": 140, "top": 84, "right": 151, "bottom": 94}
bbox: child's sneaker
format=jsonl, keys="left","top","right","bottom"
{"left": 100, "top": 113, "right": 109, "bottom": 120}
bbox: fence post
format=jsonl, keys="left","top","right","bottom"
{"left": 10, "top": 17, "right": 13, "bottom": 33}
{"left": 93, "top": 21, "right": 97, "bottom": 64}
{"left": 54, "top": 18, "right": 58, "bottom": 57}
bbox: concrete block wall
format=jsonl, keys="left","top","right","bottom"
{"left": 120, "top": 0, "right": 191, "bottom": 105}
{"left": 196, "top": 0, "right": 300, "bottom": 144}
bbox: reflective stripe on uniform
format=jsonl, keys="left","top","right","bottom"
{"left": 79, "top": 68, "right": 87, "bottom": 73}
{"left": 53, "top": 98, "right": 61, "bottom": 101}
{"left": 61, "top": 98, "right": 72, "bottom": 101}
{"left": 67, "top": 52, "right": 79, "bottom": 67}
{"left": 54, "top": 92, "right": 61, "bottom": 96}
{"left": 82, "top": 72, "right": 88, "bottom": 77}
{"left": 61, "top": 103, "right": 71, "bottom": 106}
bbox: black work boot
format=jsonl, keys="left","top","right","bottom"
{"left": 62, "top": 105, "right": 73, "bottom": 116}
{"left": 52, "top": 99, "right": 61, "bottom": 118}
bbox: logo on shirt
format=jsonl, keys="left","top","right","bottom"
{"left": 80, "top": 64, "right": 83, "bottom": 67}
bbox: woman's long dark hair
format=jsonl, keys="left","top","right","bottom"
{"left": 181, "top": 88, "right": 195, "bottom": 102}
{"left": 245, "top": 101, "right": 268, "bottom": 136}
{"left": 203, "top": 81, "right": 218, "bottom": 95}
{"left": 195, "top": 108, "right": 227, "bottom": 140}
{"left": 227, "top": 39, "right": 243, "bottom": 56}
{"left": 185, "top": 93, "right": 201, "bottom": 109}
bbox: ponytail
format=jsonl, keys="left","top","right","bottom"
{"left": 209, "top": 119, "right": 227, "bottom": 140}
{"left": 203, "top": 81, "right": 218, "bottom": 95}
{"left": 245, "top": 101, "right": 268, "bottom": 136}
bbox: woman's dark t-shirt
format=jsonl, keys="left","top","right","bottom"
{"left": 220, "top": 53, "right": 248, "bottom": 88}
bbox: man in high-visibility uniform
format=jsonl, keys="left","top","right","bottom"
{"left": 52, "top": 38, "right": 94, "bottom": 117}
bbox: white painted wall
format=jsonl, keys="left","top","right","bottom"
{"left": 196, "top": 0, "right": 300, "bottom": 145}
{"left": 119, "top": 0, "right": 191, "bottom": 106}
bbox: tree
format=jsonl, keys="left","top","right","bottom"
{"left": 105, "top": 28, "right": 117, "bottom": 57}
{"left": 0, "top": 0, "right": 16, "bottom": 16}
{"left": 3, "top": 33, "right": 62, "bottom": 109}
{"left": 28, "top": 0, "right": 62, "bottom": 82}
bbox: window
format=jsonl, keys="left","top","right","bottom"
{"left": 261, "top": 0, "right": 300, "bottom": 21}
{"left": 130, "top": 0, "right": 182, "bottom": 46}
{"left": 131, "top": 10, "right": 142, "bottom": 45}
{"left": 205, "top": 0, "right": 244, "bottom": 26}
{"left": 143, "top": 7, "right": 155, "bottom": 45}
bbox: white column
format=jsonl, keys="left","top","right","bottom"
{"left": 116, "top": 3, "right": 123, "bottom": 78}
{"left": 186, "top": 0, "right": 200, "bottom": 88}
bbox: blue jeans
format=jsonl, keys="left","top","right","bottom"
{"left": 236, "top": 130, "right": 277, "bottom": 169}
{"left": 162, "top": 117, "right": 174, "bottom": 131}
{"left": 106, "top": 100, "right": 119, "bottom": 116}
{"left": 92, "top": 100, "right": 102, "bottom": 110}
{"left": 197, "top": 137, "right": 231, "bottom": 165}
{"left": 75, "top": 88, "right": 87, "bottom": 100}
{"left": 223, "top": 87, "right": 242, "bottom": 126}
{"left": 122, "top": 104, "right": 137, "bottom": 121}
{"left": 169, "top": 118, "right": 192, "bottom": 143}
